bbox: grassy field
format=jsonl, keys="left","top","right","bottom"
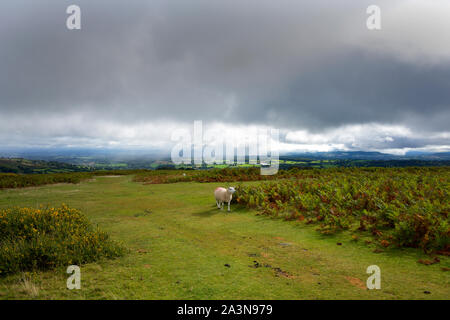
{"left": 0, "top": 175, "right": 448, "bottom": 299}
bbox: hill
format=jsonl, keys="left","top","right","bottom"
{"left": 0, "top": 158, "right": 88, "bottom": 174}
{"left": 285, "top": 151, "right": 450, "bottom": 160}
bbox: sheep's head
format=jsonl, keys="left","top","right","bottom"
{"left": 228, "top": 187, "right": 236, "bottom": 194}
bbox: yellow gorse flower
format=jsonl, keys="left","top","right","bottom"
{"left": 1, "top": 204, "right": 124, "bottom": 275}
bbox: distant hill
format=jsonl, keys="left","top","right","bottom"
{"left": 283, "top": 151, "right": 396, "bottom": 160}
{"left": 410, "top": 152, "right": 450, "bottom": 160}
{"left": 284, "top": 151, "right": 450, "bottom": 160}
{"left": 0, "top": 158, "right": 88, "bottom": 174}
{"left": 1, "top": 150, "right": 449, "bottom": 174}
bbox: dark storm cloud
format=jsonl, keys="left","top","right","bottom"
{"left": 0, "top": 0, "right": 449, "bottom": 150}
{"left": 265, "top": 53, "right": 450, "bottom": 131}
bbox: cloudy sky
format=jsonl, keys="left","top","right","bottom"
{"left": 1, "top": 0, "right": 449, "bottom": 155}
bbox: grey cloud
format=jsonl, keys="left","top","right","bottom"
{"left": 0, "top": 0, "right": 449, "bottom": 151}
{"left": 267, "top": 53, "right": 450, "bottom": 131}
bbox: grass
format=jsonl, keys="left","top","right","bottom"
{"left": 0, "top": 175, "right": 448, "bottom": 299}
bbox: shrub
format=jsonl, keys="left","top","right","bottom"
{"left": 0, "top": 205, "right": 125, "bottom": 276}
{"left": 133, "top": 167, "right": 300, "bottom": 184}
{"left": 234, "top": 167, "right": 450, "bottom": 252}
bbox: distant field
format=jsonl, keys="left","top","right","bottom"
{"left": 0, "top": 173, "right": 448, "bottom": 299}
{"left": 2, "top": 156, "right": 449, "bottom": 174}
{"left": 0, "top": 169, "right": 148, "bottom": 189}
{"left": 0, "top": 158, "right": 86, "bottom": 174}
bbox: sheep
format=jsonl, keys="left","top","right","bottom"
{"left": 214, "top": 187, "right": 236, "bottom": 212}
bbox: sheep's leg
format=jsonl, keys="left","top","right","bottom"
{"left": 227, "top": 201, "right": 231, "bottom": 212}
{"left": 220, "top": 201, "right": 223, "bottom": 210}
{"left": 216, "top": 200, "right": 221, "bottom": 209}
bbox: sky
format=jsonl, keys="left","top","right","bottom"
{"left": 0, "top": 0, "right": 449, "bottom": 155}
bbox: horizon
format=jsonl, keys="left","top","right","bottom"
{"left": 1, "top": 1, "right": 450, "bottom": 156}
{"left": 1, "top": 146, "right": 450, "bottom": 160}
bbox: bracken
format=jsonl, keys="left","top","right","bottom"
{"left": 234, "top": 167, "right": 450, "bottom": 252}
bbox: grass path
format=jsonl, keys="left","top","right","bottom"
{"left": 0, "top": 176, "right": 448, "bottom": 299}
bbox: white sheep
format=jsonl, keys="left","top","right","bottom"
{"left": 214, "top": 187, "right": 236, "bottom": 212}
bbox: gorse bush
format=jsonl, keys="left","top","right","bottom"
{"left": 0, "top": 205, "right": 125, "bottom": 275}
{"left": 234, "top": 167, "right": 450, "bottom": 252}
